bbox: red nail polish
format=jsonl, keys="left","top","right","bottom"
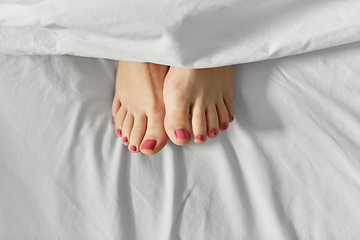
{"left": 117, "top": 129, "right": 122, "bottom": 136}
{"left": 175, "top": 129, "right": 191, "bottom": 139}
{"left": 222, "top": 123, "right": 228, "bottom": 130}
{"left": 211, "top": 128, "right": 218, "bottom": 136}
{"left": 141, "top": 139, "right": 157, "bottom": 150}
{"left": 130, "top": 145, "right": 137, "bottom": 152}
{"left": 196, "top": 135, "right": 205, "bottom": 141}
{"left": 123, "top": 137, "right": 128, "bottom": 143}
{"left": 231, "top": 116, "right": 234, "bottom": 121}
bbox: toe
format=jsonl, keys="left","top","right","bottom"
{"left": 114, "top": 106, "right": 127, "bottom": 137}
{"left": 121, "top": 113, "right": 134, "bottom": 146}
{"left": 206, "top": 105, "right": 219, "bottom": 138}
{"left": 140, "top": 111, "right": 169, "bottom": 155}
{"left": 164, "top": 100, "right": 192, "bottom": 146}
{"left": 224, "top": 96, "right": 234, "bottom": 122}
{"left": 216, "top": 100, "right": 230, "bottom": 131}
{"left": 112, "top": 97, "right": 121, "bottom": 122}
{"left": 128, "top": 114, "right": 147, "bottom": 153}
{"left": 191, "top": 103, "right": 207, "bottom": 144}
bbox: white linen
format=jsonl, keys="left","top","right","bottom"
{"left": 1, "top": 0, "right": 360, "bottom": 68}
{"left": 1, "top": 40, "right": 360, "bottom": 239}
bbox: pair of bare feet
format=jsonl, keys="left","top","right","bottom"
{"left": 112, "top": 61, "right": 234, "bottom": 155}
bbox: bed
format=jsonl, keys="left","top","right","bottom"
{"left": 1, "top": 0, "right": 360, "bottom": 239}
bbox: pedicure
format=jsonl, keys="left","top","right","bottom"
{"left": 211, "top": 128, "right": 218, "bottom": 136}
{"left": 141, "top": 139, "right": 157, "bottom": 150}
{"left": 123, "top": 137, "right": 128, "bottom": 143}
{"left": 117, "top": 129, "right": 122, "bottom": 136}
{"left": 231, "top": 116, "right": 234, "bottom": 121}
{"left": 196, "top": 135, "right": 205, "bottom": 141}
{"left": 175, "top": 129, "right": 191, "bottom": 140}
{"left": 222, "top": 123, "right": 228, "bottom": 130}
{"left": 130, "top": 145, "right": 137, "bottom": 152}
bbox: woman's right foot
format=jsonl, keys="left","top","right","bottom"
{"left": 112, "top": 61, "right": 169, "bottom": 155}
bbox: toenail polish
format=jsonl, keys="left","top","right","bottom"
{"left": 117, "top": 129, "right": 122, "bottom": 136}
{"left": 123, "top": 137, "right": 128, "bottom": 143}
{"left": 231, "top": 116, "right": 234, "bottom": 121}
{"left": 175, "top": 129, "right": 191, "bottom": 140}
{"left": 141, "top": 139, "right": 157, "bottom": 150}
{"left": 222, "top": 123, "right": 228, "bottom": 130}
{"left": 211, "top": 128, "right": 218, "bottom": 136}
{"left": 130, "top": 145, "right": 137, "bottom": 152}
{"left": 197, "top": 135, "right": 205, "bottom": 141}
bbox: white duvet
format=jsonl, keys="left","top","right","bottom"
{"left": 1, "top": 0, "right": 360, "bottom": 239}
{"left": 1, "top": 0, "right": 360, "bottom": 68}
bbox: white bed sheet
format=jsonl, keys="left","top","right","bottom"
{"left": 1, "top": 40, "right": 360, "bottom": 239}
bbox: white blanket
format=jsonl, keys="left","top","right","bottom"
{"left": 1, "top": 0, "right": 360, "bottom": 68}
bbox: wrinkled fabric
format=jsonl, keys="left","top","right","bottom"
{"left": 1, "top": 41, "right": 360, "bottom": 239}
{"left": 1, "top": 0, "right": 360, "bottom": 68}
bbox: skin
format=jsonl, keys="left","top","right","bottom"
{"left": 112, "top": 61, "right": 234, "bottom": 155}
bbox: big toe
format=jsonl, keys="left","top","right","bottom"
{"left": 164, "top": 99, "right": 192, "bottom": 146}
{"left": 140, "top": 111, "right": 169, "bottom": 155}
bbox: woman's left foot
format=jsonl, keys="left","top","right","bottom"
{"left": 112, "top": 61, "right": 170, "bottom": 155}
{"left": 163, "top": 65, "right": 234, "bottom": 146}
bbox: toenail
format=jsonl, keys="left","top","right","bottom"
{"left": 222, "top": 123, "right": 228, "bottom": 130}
{"left": 196, "top": 135, "right": 205, "bottom": 141}
{"left": 175, "top": 129, "right": 191, "bottom": 140}
{"left": 113, "top": 117, "right": 115, "bottom": 122}
{"left": 117, "top": 129, "right": 122, "bottom": 136}
{"left": 141, "top": 139, "right": 157, "bottom": 150}
{"left": 123, "top": 137, "right": 128, "bottom": 143}
{"left": 231, "top": 116, "right": 234, "bottom": 121}
{"left": 211, "top": 128, "right": 218, "bottom": 136}
{"left": 130, "top": 145, "right": 137, "bottom": 152}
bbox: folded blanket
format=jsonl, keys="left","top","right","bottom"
{"left": 1, "top": 0, "right": 360, "bottom": 68}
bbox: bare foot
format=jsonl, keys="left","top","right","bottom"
{"left": 163, "top": 65, "right": 234, "bottom": 145}
{"left": 112, "top": 61, "right": 169, "bottom": 155}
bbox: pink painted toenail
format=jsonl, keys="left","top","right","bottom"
{"left": 117, "top": 129, "right": 122, "bottom": 136}
{"left": 141, "top": 139, "right": 157, "bottom": 150}
{"left": 211, "top": 128, "right": 218, "bottom": 136}
{"left": 130, "top": 145, "right": 137, "bottom": 152}
{"left": 197, "top": 135, "right": 205, "bottom": 141}
{"left": 222, "top": 123, "right": 228, "bottom": 129}
{"left": 175, "top": 129, "right": 190, "bottom": 140}
{"left": 123, "top": 137, "right": 128, "bottom": 143}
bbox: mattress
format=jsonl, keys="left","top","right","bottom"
{"left": 1, "top": 41, "right": 360, "bottom": 239}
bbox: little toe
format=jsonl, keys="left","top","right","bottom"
{"left": 224, "top": 96, "right": 235, "bottom": 122}
{"left": 206, "top": 105, "right": 219, "bottom": 138}
{"left": 216, "top": 101, "right": 230, "bottom": 131}
{"left": 128, "top": 114, "right": 147, "bottom": 153}
{"left": 112, "top": 98, "right": 121, "bottom": 122}
{"left": 114, "top": 106, "right": 127, "bottom": 137}
{"left": 164, "top": 101, "right": 192, "bottom": 146}
{"left": 121, "top": 113, "right": 134, "bottom": 146}
{"left": 191, "top": 103, "right": 207, "bottom": 144}
{"left": 140, "top": 112, "right": 169, "bottom": 155}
